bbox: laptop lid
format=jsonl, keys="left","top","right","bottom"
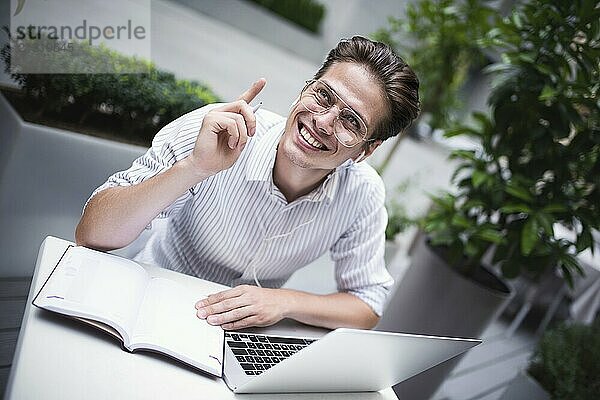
{"left": 225, "top": 328, "right": 480, "bottom": 393}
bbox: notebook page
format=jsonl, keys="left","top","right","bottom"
{"left": 131, "top": 276, "right": 223, "bottom": 373}
{"left": 35, "top": 247, "right": 150, "bottom": 340}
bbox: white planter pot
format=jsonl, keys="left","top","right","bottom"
{"left": 376, "top": 233, "right": 513, "bottom": 400}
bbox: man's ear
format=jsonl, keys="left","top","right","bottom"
{"left": 363, "top": 139, "right": 383, "bottom": 158}
{"left": 354, "top": 140, "right": 383, "bottom": 162}
{"left": 356, "top": 139, "right": 383, "bottom": 162}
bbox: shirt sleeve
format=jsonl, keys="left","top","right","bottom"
{"left": 330, "top": 180, "right": 394, "bottom": 316}
{"left": 84, "top": 103, "right": 221, "bottom": 219}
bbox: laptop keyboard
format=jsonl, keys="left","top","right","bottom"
{"left": 225, "top": 332, "right": 317, "bottom": 375}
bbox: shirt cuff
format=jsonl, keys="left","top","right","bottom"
{"left": 345, "top": 281, "right": 393, "bottom": 317}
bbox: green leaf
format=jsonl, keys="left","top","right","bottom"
{"left": 511, "top": 11, "right": 522, "bottom": 29}
{"left": 560, "top": 254, "right": 584, "bottom": 277}
{"left": 451, "top": 214, "right": 471, "bottom": 229}
{"left": 539, "top": 85, "right": 557, "bottom": 102}
{"left": 474, "top": 229, "right": 505, "bottom": 244}
{"left": 517, "top": 53, "right": 535, "bottom": 64}
{"left": 560, "top": 265, "right": 574, "bottom": 289}
{"left": 451, "top": 163, "right": 472, "bottom": 183}
{"left": 471, "top": 111, "right": 489, "bottom": 125}
{"left": 464, "top": 241, "right": 480, "bottom": 258}
{"left": 541, "top": 204, "right": 567, "bottom": 213}
{"left": 506, "top": 183, "right": 534, "bottom": 202}
{"left": 442, "top": 6, "right": 457, "bottom": 15}
{"left": 431, "top": 193, "right": 456, "bottom": 210}
{"left": 536, "top": 213, "right": 554, "bottom": 236}
{"left": 535, "top": 64, "right": 554, "bottom": 78}
{"left": 464, "top": 199, "right": 486, "bottom": 209}
{"left": 449, "top": 150, "right": 477, "bottom": 161}
{"left": 444, "top": 126, "right": 482, "bottom": 138}
{"left": 576, "top": 226, "right": 593, "bottom": 253}
{"left": 500, "top": 204, "right": 532, "bottom": 213}
{"left": 521, "top": 217, "right": 540, "bottom": 256}
{"left": 472, "top": 170, "right": 488, "bottom": 188}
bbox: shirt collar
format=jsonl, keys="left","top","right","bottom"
{"left": 245, "top": 122, "right": 355, "bottom": 203}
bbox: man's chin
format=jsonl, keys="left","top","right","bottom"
{"left": 281, "top": 144, "right": 313, "bottom": 169}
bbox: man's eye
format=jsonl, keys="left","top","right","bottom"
{"left": 316, "top": 88, "right": 333, "bottom": 105}
{"left": 342, "top": 113, "right": 360, "bottom": 130}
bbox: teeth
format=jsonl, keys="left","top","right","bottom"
{"left": 300, "top": 126, "right": 325, "bottom": 149}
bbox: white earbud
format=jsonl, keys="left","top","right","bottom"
{"left": 354, "top": 150, "right": 366, "bottom": 163}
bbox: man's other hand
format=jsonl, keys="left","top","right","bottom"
{"left": 195, "top": 285, "right": 291, "bottom": 330}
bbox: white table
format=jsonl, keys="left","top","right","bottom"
{"left": 6, "top": 236, "right": 398, "bottom": 399}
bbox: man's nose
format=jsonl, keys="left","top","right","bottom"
{"left": 313, "top": 108, "right": 338, "bottom": 136}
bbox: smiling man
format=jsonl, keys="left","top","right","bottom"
{"left": 76, "top": 36, "right": 420, "bottom": 331}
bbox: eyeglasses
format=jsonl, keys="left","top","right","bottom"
{"left": 299, "top": 79, "right": 371, "bottom": 148}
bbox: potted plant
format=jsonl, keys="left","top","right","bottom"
{"left": 499, "top": 321, "right": 600, "bottom": 400}
{"left": 372, "top": 0, "right": 496, "bottom": 174}
{"left": 379, "top": 1, "right": 599, "bottom": 399}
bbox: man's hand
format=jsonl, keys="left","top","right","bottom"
{"left": 185, "top": 78, "right": 267, "bottom": 178}
{"left": 195, "top": 285, "right": 291, "bottom": 330}
{"left": 196, "top": 285, "right": 380, "bottom": 330}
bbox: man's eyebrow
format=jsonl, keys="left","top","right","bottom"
{"left": 321, "top": 79, "right": 369, "bottom": 127}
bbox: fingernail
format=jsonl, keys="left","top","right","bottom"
{"left": 228, "top": 137, "right": 236, "bottom": 149}
{"left": 197, "top": 309, "right": 207, "bottom": 318}
{"left": 207, "top": 316, "right": 217, "bottom": 324}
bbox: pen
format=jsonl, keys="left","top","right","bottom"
{"left": 252, "top": 102, "right": 263, "bottom": 113}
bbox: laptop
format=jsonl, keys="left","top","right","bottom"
{"left": 222, "top": 328, "right": 481, "bottom": 393}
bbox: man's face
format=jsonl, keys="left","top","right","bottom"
{"left": 279, "top": 62, "right": 387, "bottom": 173}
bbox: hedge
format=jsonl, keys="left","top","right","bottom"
{"left": 1, "top": 34, "right": 219, "bottom": 145}
{"left": 246, "top": 0, "right": 326, "bottom": 34}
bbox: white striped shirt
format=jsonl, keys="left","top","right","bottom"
{"left": 89, "top": 104, "right": 393, "bottom": 315}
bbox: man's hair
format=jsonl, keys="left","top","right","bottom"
{"left": 314, "top": 36, "right": 420, "bottom": 142}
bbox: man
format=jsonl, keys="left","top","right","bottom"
{"left": 76, "top": 36, "right": 420, "bottom": 331}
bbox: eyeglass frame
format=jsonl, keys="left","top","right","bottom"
{"left": 299, "top": 79, "right": 377, "bottom": 148}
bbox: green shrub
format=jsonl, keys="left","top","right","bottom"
{"left": 421, "top": 0, "right": 599, "bottom": 283}
{"left": 246, "top": 0, "right": 326, "bottom": 34}
{"left": 1, "top": 34, "right": 219, "bottom": 145}
{"left": 528, "top": 322, "right": 600, "bottom": 400}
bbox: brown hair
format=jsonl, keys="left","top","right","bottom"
{"left": 314, "top": 36, "right": 420, "bottom": 142}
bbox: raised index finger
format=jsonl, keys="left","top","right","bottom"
{"left": 237, "top": 78, "right": 266, "bottom": 104}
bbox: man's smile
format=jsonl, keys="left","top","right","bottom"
{"left": 297, "top": 121, "right": 330, "bottom": 151}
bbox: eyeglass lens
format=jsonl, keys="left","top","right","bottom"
{"left": 300, "top": 81, "right": 367, "bottom": 146}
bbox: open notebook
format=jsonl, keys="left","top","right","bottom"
{"left": 33, "top": 245, "right": 226, "bottom": 377}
